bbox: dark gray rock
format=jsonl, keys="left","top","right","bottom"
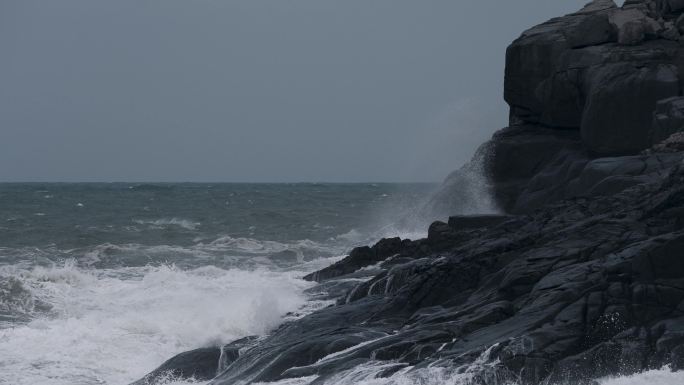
{"left": 142, "top": 151, "right": 684, "bottom": 385}
{"left": 502, "top": 0, "right": 684, "bottom": 158}
{"left": 447, "top": 214, "right": 512, "bottom": 230}
{"left": 130, "top": 337, "right": 259, "bottom": 385}
{"left": 303, "top": 237, "right": 404, "bottom": 282}
{"left": 653, "top": 96, "right": 684, "bottom": 144}
{"left": 650, "top": 131, "right": 684, "bottom": 152}
{"left": 202, "top": 164, "right": 684, "bottom": 385}
{"left": 569, "top": 152, "right": 684, "bottom": 195}
{"left": 504, "top": 1, "right": 618, "bottom": 128}
{"left": 130, "top": 347, "right": 221, "bottom": 385}
{"left": 485, "top": 125, "right": 585, "bottom": 212}
{"left": 481, "top": 0, "right": 684, "bottom": 212}
{"left": 677, "top": 13, "right": 684, "bottom": 32}
{"left": 657, "top": 0, "right": 684, "bottom": 14}
{"left": 581, "top": 63, "right": 679, "bottom": 154}
{"left": 609, "top": 7, "right": 662, "bottom": 45}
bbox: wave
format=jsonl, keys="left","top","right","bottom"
{"left": 71, "top": 236, "right": 347, "bottom": 271}
{"left": 133, "top": 218, "right": 201, "bottom": 231}
{"left": 0, "top": 261, "right": 316, "bottom": 385}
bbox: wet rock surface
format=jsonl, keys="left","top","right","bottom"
{"left": 162, "top": 152, "right": 682, "bottom": 385}
{"left": 129, "top": 347, "right": 221, "bottom": 385}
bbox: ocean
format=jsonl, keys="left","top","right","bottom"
{"left": 0, "top": 183, "right": 433, "bottom": 385}
{"left": 0, "top": 183, "right": 681, "bottom": 385}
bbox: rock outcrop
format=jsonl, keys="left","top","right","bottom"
{"left": 485, "top": 0, "right": 684, "bottom": 212}
{"left": 131, "top": 2, "right": 684, "bottom": 385}
{"left": 134, "top": 151, "right": 684, "bottom": 385}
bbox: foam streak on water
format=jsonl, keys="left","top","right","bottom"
{"left": 0, "top": 261, "right": 315, "bottom": 385}
{"left": 248, "top": 343, "right": 684, "bottom": 385}
{"left": 251, "top": 365, "right": 684, "bottom": 385}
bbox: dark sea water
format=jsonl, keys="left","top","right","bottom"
{"left": 1, "top": 183, "right": 679, "bottom": 385}
{"left": 0, "top": 183, "right": 434, "bottom": 385}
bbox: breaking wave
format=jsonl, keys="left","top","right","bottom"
{"left": 0, "top": 261, "right": 319, "bottom": 385}
{"left": 133, "top": 218, "right": 201, "bottom": 231}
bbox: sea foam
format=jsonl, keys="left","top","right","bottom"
{"left": 246, "top": 365, "right": 684, "bottom": 385}
{"left": 0, "top": 261, "right": 315, "bottom": 385}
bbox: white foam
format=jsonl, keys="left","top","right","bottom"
{"left": 201, "top": 236, "right": 339, "bottom": 263}
{"left": 0, "top": 261, "right": 315, "bottom": 385}
{"left": 599, "top": 367, "right": 684, "bottom": 385}
{"left": 249, "top": 361, "right": 684, "bottom": 385}
{"left": 134, "top": 218, "right": 201, "bottom": 230}
{"left": 335, "top": 229, "right": 364, "bottom": 243}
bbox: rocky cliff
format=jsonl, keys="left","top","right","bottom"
{"left": 485, "top": 0, "right": 684, "bottom": 213}
{"left": 132, "top": 1, "right": 684, "bottom": 384}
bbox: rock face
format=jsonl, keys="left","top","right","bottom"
{"left": 481, "top": 0, "right": 684, "bottom": 212}
{"left": 134, "top": 154, "right": 683, "bottom": 385}
{"left": 581, "top": 63, "right": 679, "bottom": 154}
{"left": 131, "top": 2, "right": 684, "bottom": 385}
{"left": 504, "top": 0, "right": 683, "bottom": 154}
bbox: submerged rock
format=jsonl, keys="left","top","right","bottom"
{"left": 131, "top": 337, "right": 258, "bottom": 385}
{"left": 130, "top": 347, "right": 221, "bottom": 385}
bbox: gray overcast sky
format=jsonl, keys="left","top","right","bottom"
{"left": 1, "top": 0, "right": 591, "bottom": 182}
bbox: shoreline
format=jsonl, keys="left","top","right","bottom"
{"left": 133, "top": 1, "right": 684, "bottom": 384}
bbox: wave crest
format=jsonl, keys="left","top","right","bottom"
{"left": 133, "top": 218, "right": 201, "bottom": 231}
{"left": 0, "top": 262, "right": 315, "bottom": 385}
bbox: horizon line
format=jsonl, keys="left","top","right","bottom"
{"left": 0, "top": 180, "right": 441, "bottom": 184}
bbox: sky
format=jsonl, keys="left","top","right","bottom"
{"left": 1, "top": 0, "right": 592, "bottom": 182}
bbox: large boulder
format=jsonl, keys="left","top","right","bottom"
{"left": 504, "top": 1, "right": 618, "bottom": 128}
{"left": 609, "top": 7, "right": 662, "bottom": 45}
{"left": 581, "top": 63, "right": 679, "bottom": 154}
{"left": 504, "top": 0, "right": 684, "bottom": 157}
{"left": 485, "top": 125, "right": 584, "bottom": 212}
{"left": 486, "top": 0, "right": 684, "bottom": 213}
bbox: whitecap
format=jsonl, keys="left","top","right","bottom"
{"left": 133, "top": 218, "right": 200, "bottom": 231}
{"left": 0, "top": 262, "right": 315, "bottom": 385}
